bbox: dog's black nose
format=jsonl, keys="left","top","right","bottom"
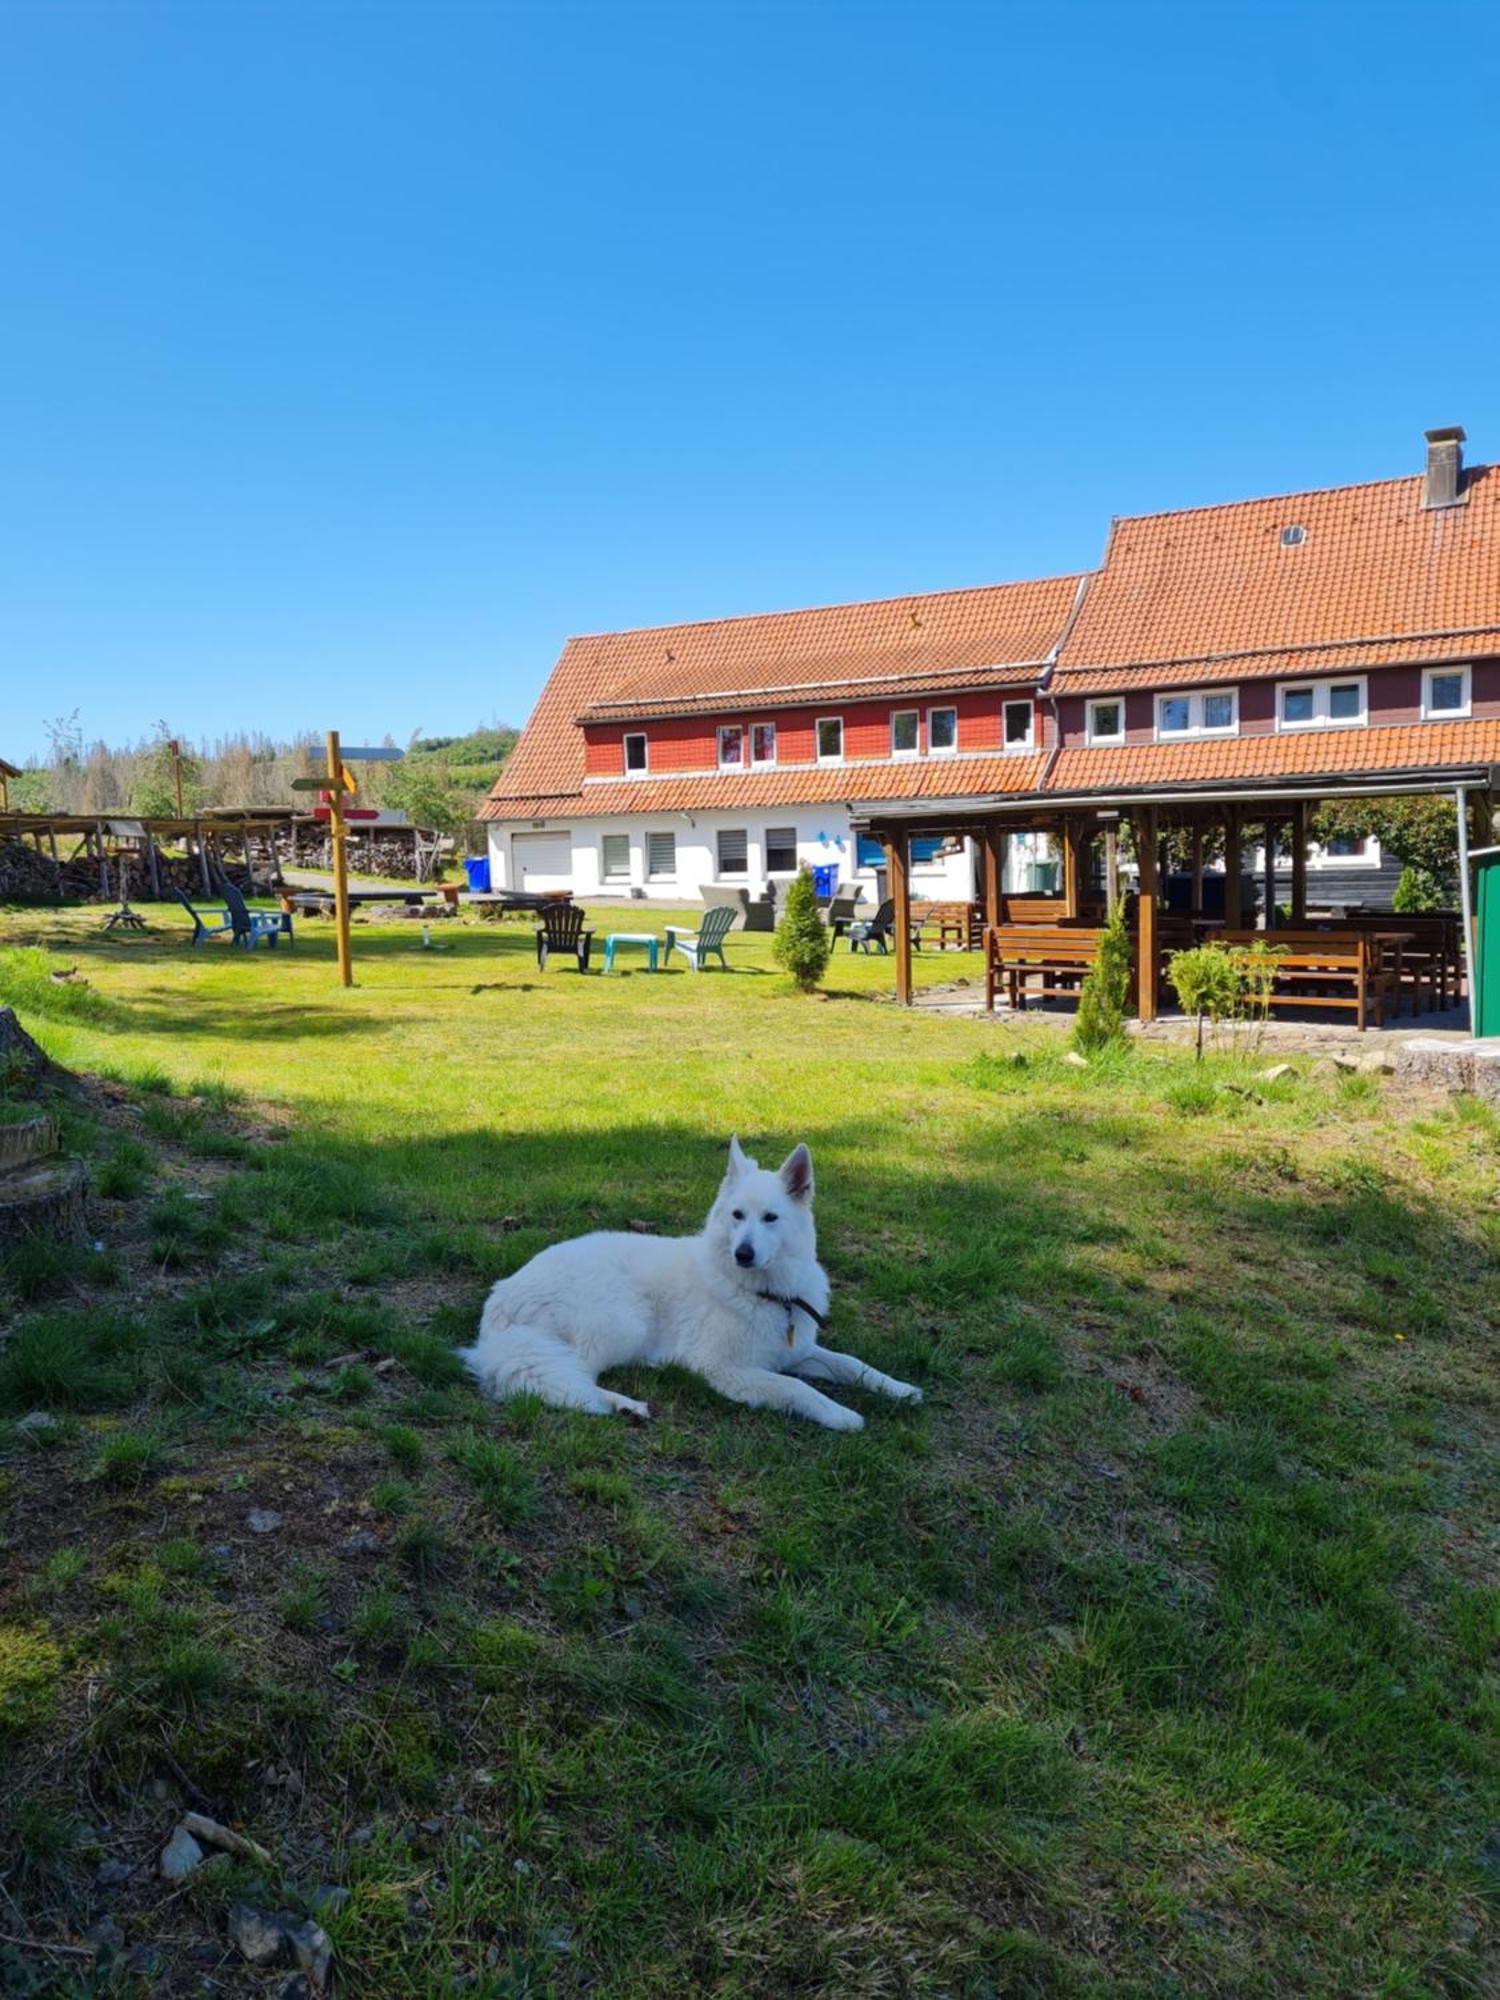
{"left": 734, "top": 1244, "right": 755, "bottom": 1267}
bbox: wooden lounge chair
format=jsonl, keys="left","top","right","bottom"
{"left": 663, "top": 902, "right": 736, "bottom": 971}
{"left": 217, "top": 878, "right": 294, "bottom": 949}
{"left": 535, "top": 901, "right": 595, "bottom": 972}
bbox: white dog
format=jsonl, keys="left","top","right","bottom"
{"left": 458, "top": 1138, "right": 922, "bottom": 1430}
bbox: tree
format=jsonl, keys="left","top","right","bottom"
{"left": 1311, "top": 795, "right": 1472, "bottom": 908}
{"left": 1072, "top": 903, "right": 1132, "bottom": 1052}
{"left": 130, "top": 723, "right": 204, "bottom": 819}
{"left": 772, "top": 866, "right": 832, "bottom": 993}
{"left": 1166, "top": 944, "right": 1243, "bottom": 1059}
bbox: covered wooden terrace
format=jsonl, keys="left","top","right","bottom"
{"left": 856, "top": 764, "right": 1498, "bottom": 1021}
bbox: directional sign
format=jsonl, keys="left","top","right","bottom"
{"left": 290, "top": 777, "right": 348, "bottom": 792}
{"left": 313, "top": 805, "right": 381, "bottom": 822}
{"left": 340, "top": 747, "right": 404, "bottom": 762}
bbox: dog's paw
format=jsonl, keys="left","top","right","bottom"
{"left": 820, "top": 1403, "right": 865, "bottom": 1432}
{"left": 602, "top": 1391, "right": 651, "bottom": 1421}
{"left": 889, "top": 1380, "right": 923, "bottom": 1403}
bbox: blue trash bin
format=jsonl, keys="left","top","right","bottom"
{"left": 464, "top": 856, "right": 491, "bottom": 893}
{"left": 811, "top": 864, "right": 838, "bottom": 899}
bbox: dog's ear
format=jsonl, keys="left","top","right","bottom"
{"left": 779, "top": 1144, "right": 814, "bottom": 1204}
{"left": 727, "top": 1135, "right": 753, "bottom": 1175}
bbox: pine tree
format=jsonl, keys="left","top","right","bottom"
{"left": 773, "top": 865, "right": 832, "bottom": 993}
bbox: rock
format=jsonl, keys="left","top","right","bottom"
{"left": 1258, "top": 1063, "right": 1296, "bottom": 1083}
{"left": 285, "top": 1917, "right": 333, "bottom": 1991}
{"left": 83, "top": 1918, "right": 124, "bottom": 1955}
{"left": 95, "top": 1856, "right": 132, "bottom": 1888}
{"left": 159, "top": 1823, "right": 205, "bottom": 1882}
{"left": 229, "top": 1904, "right": 288, "bottom": 1967}
{"left": 341, "top": 1530, "right": 380, "bottom": 1557}
{"left": 1063, "top": 1050, "right": 1089, "bottom": 1069}
{"left": 309, "top": 1885, "right": 349, "bottom": 1918}
{"left": 248, "top": 1509, "right": 283, "bottom": 1534}
{"left": 1358, "top": 1050, "right": 1396, "bottom": 1076}
{"left": 15, "top": 1410, "right": 57, "bottom": 1435}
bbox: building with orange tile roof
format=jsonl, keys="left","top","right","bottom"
{"left": 484, "top": 428, "right": 1498, "bottom": 930}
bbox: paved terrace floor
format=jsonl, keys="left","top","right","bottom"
{"left": 908, "top": 982, "right": 1473, "bottom": 1054}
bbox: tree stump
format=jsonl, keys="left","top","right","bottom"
{"left": 0, "top": 1007, "right": 69, "bottom": 1090}
{"left": 0, "top": 1157, "right": 88, "bottom": 1248}
{"left": 0, "top": 1116, "right": 59, "bottom": 1175}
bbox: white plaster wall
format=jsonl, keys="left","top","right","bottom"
{"left": 489, "top": 811, "right": 980, "bottom": 903}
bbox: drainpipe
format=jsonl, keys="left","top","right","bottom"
{"left": 1457, "top": 784, "right": 1478, "bottom": 1036}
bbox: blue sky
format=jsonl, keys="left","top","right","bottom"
{"left": 2, "top": 0, "right": 1497, "bottom": 763}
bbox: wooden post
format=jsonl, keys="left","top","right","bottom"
{"left": 1290, "top": 801, "right": 1309, "bottom": 925}
{"left": 983, "top": 827, "right": 1004, "bottom": 930}
{"left": 1190, "top": 825, "right": 1204, "bottom": 913}
{"left": 1263, "top": 820, "right": 1278, "bottom": 930}
{"left": 1224, "top": 808, "right": 1242, "bottom": 928}
{"left": 1062, "top": 817, "right": 1080, "bottom": 918}
{"left": 886, "top": 832, "right": 913, "bottom": 1006}
{"left": 195, "top": 822, "right": 211, "bottom": 895}
{"left": 1104, "top": 823, "right": 1120, "bottom": 913}
{"left": 1136, "top": 806, "right": 1158, "bottom": 1022}
{"left": 327, "top": 730, "right": 354, "bottom": 988}
{"left": 145, "top": 837, "right": 160, "bottom": 900}
{"left": 96, "top": 829, "right": 109, "bottom": 900}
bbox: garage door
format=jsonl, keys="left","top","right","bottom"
{"left": 511, "top": 833, "right": 573, "bottom": 892}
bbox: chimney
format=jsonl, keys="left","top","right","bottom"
{"left": 1423, "top": 426, "right": 1467, "bottom": 509}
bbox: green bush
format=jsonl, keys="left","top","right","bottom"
{"left": 1393, "top": 865, "right": 1447, "bottom": 914}
{"left": 1072, "top": 904, "right": 1132, "bottom": 1052}
{"left": 1166, "top": 945, "right": 1242, "bottom": 1059}
{"left": 772, "top": 865, "right": 831, "bottom": 994}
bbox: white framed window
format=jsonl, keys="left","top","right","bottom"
{"left": 600, "top": 833, "right": 630, "bottom": 883}
{"left": 1003, "top": 699, "right": 1034, "bottom": 750}
{"left": 1086, "top": 698, "right": 1124, "bottom": 745}
{"left": 1277, "top": 677, "right": 1367, "bottom": 730}
{"left": 716, "top": 827, "right": 747, "bottom": 876}
{"left": 927, "top": 707, "right": 957, "bottom": 755}
{"left": 646, "top": 831, "right": 676, "bottom": 880}
{"left": 891, "top": 709, "right": 919, "bottom": 758}
{"left": 717, "top": 725, "right": 745, "bottom": 769}
{"left": 765, "top": 826, "right": 797, "bottom": 873}
{"left": 751, "top": 722, "right": 776, "bottom": 765}
{"left": 624, "top": 732, "right": 648, "bottom": 774}
{"left": 1422, "top": 666, "right": 1471, "bottom": 719}
{"left": 816, "top": 716, "right": 844, "bottom": 764}
{"left": 1154, "top": 687, "right": 1239, "bottom": 739}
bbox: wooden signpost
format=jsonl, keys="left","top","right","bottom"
{"left": 318, "top": 736, "right": 404, "bottom": 988}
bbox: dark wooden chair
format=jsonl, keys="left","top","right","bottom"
{"left": 848, "top": 899, "right": 925, "bottom": 954}
{"left": 535, "top": 901, "right": 595, "bottom": 972}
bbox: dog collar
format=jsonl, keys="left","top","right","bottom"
{"left": 757, "top": 1290, "right": 827, "bottom": 1346}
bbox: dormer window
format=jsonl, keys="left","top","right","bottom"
{"left": 624, "top": 732, "right": 648, "bottom": 774}
{"left": 717, "top": 725, "right": 745, "bottom": 768}
{"left": 1422, "top": 666, "right": 1471, "bottom": 719}
{"left": 1278, "top": 678, "right": 1367, "bottom": 730}
{"left": 1155, "top": 688, "right": 1238, "bottom": 739}
{"left": 927, "top": 707, "right": 957, "bottom": 755}
{"left": 1003, "top": 700, "right": 1034, "bottom": 750}
{"left": 1086, "top": 699, "right": 1124, "bottom": 745}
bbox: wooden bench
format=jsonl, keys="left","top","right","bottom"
{"left": 912, "top": 900, "right": 981, "bottom": 950}
{"left": 1322, "top": 912, "right": 1461, "bottom": 1014}
{"left": 984, "top": 925, "right": 1115, "bottom": 1012}
{"left": 1215, "top": 929, "right": 1395, "bottom": 1031}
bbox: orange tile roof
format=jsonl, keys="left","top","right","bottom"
{"left": 481, "top": 754, "right": 1045, "bottom": 821}
{"left": 1056, "top": 465, "right": 1500, "bottom": 693}
{"left": 486, "top": 575, "right": 1084, "bottom": 814}
{"left": 1045, "top": 718, "right": 1500, "bottom": 796}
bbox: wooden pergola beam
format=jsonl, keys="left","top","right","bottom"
{"left": 886, "top": 833, "right": 913, "bottom": 1006}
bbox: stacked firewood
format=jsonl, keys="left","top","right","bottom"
{"left": 0, "top": 838, "right": 267, "bottom": 904}
{"left": 284, "top": 822, "right": 440, "bottom": 879}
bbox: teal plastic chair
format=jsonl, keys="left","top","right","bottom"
{"left": 663, "top": 902, "right": 736, "bottom": 971}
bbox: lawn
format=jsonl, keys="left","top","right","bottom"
{"left": 0, "top": 903, "right": 1496, "bottom": 1997}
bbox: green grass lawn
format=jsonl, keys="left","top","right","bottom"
{"left": 0, "top": 902, "right": 1496, "bottom": 1997}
